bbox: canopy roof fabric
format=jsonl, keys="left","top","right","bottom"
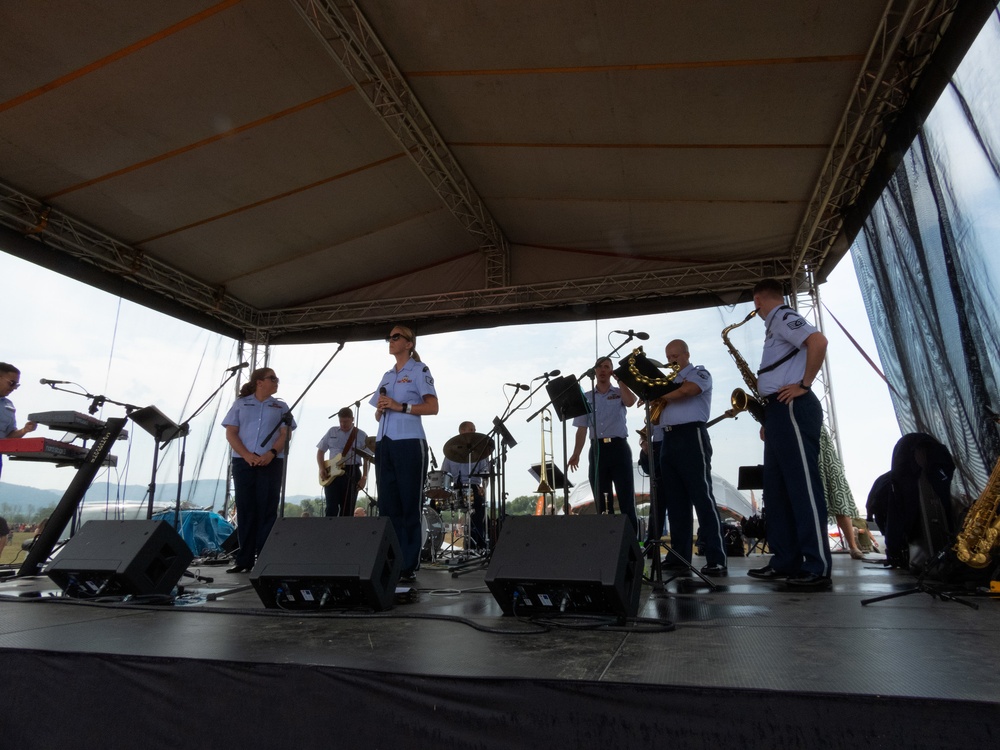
{"left": 0, "top": 1, "right": 993, "bottom": 343}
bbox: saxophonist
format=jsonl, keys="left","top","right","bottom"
{"left": 748, "top": 279, "right": 832, "bottom": 591}
{"left": 654, "top": 340, "right": 728, "bottom": 576}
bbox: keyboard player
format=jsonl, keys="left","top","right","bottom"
{"left": 0, "top": 362, "right": 36, "bottom": 479}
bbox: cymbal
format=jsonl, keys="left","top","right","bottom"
{"left": 442, "top": 432, "right": 494, "bottom": 463}
{"left": 364, "top": 436, "right": 377, "bottom": 454}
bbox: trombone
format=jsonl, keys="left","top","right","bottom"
{"left": 536, "top": 407, "right": 555, "bottom": 510}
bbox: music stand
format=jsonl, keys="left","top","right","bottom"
{"left": 529, "top": 462, "right": 573, "bottom": 515}
{"left": 130, "top": 406, "right": 189, "bottom": 521}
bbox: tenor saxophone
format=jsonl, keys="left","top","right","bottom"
{"left": 721, "top": 310, "right": 766, "bottom": 424}
{"left": 954, "top": 455, "right": 1000, "bottom": 568}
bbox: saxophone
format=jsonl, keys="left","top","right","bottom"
{"left": 721, "top": 310, "right": 766, "bottom": 424}
{"left": 953, "top": 455, "right": 1000, "bottom": 568}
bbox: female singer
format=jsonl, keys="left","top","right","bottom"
{"left": 370, "top": 325, "right": 439, "bottom": 581}
{"left": 222, "top": 367, "right": 295, "bottom": 573}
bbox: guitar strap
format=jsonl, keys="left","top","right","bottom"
{"left": 343, "top": 427, "right": 359, "bottom": 464}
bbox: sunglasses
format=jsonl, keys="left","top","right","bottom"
{"left": 265, "top": 375, "right": 279, "bottom": 383}
{"left": 386, "top": 333, "right": 411, "bottom": 342}
{"left": 5, "top": 378, "right": 19, "bottom": 389}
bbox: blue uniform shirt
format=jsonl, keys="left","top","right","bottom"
{"left": 657, "top": 364, "right": 712, "bottom": 425}
{"left": 222, "top": 395, "right": 295, "bottom": 458}
{"left": 369, "top": 358, "right": 437, "bottom": 441}
{"left": 0, "top": 397, "right": 16, "bottom": 438}
{"left": 573, "top": 386, "right": 629, "bottom": 440}
{"left": 316, "top": 426, "right": 369, "bottom": 466}
{"left": 757, "top": 305, "right": 818, "bottom": 396}
{"left": 441, "top": 456, "right": 488, "bottom": 487}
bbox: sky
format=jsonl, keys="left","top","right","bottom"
{"left": 0, "top": 249, "right": 900, "bottom": 518}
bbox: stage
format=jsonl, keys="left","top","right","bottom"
{"left": 1, "top": 550, "right": 997, "bottom": 749}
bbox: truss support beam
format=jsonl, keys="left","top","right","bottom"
{"left": 290, "top": 0, "right": 510, "bottom": 288}
{"left": 259, "top": 257, "right": 794, "bottom": 336}
{"left": 0, "top": 180, "right": 257, "bottom": 334}
{"left": 790, "top": 0, "right": 961, "bottom": 277}
{"left": 791, "top": 271, "right": 844, "bottom": 460}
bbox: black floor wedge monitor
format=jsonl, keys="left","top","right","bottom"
{"left": 47, "top": 520, "right": 193, "bottom": 598}
{"left": 250, "top": 517, "right": 401, "bottom": 612}
{"left": 486, "top": 515, "right": 641, "bottom": 619}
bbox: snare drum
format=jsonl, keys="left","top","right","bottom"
{"left": 421, "top": 506, "right": 445, "bottom": 562}
{"left": 424, "top": 470, "right": 454, "bottom": 500}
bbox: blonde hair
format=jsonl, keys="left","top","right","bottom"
{"left": 393, "top": 325, "right": 421, "bottom": 362}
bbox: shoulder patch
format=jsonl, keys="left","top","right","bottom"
{"left": 697, "top": 369, "right": 710, "bottom": 380}
{"left": 787, "top": 318, "right": 806, "bottom": 330}
{"left": 425, "top": 375, "right": 434, "bottom": 386}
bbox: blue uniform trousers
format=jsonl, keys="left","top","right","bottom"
{"left": 231, "top": 457, "right": 283, "bottom": 569}
{"left": 588, "top": 437, "right": 637, "bottom": 531}
{"left": 376, "top": 437, "right": 428, "bottom": 574}
{"left": 658, "top": 425, "right": 726, "bottom": 567}
{"left": 324, "top": 465, "right": 362, "bottom": 517}
{"left": 762, "top": 392, "right": 832, "bottom": 577}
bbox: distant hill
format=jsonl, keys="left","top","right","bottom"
{"left": 0, "top": 479, "right": 319, "bottom": 520}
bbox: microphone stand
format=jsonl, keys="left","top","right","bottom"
{"left": 160, "top": 366, "right": 246, "bottom": 532}
{"left": 260, "top": 343, "right": 345, "bottom": 518}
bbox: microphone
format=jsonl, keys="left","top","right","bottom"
{"left": 613, "top": 330, "right": 650, "bottom": 340}
{"left": 225, "top": 362, "right": 249, "bottom": 373}
{"left": 429, "top": 445, "right": 438, "bottom": 470}
{"left": 39, "top": 378, "right": 71, "bottom": 385}
{"left": 532, "top": 370, "right": 561, "bottom": 380}
{"left": 379, "top": 387, "right": 387, "bottom": 396}
{"left": 505, "top": 383, "right": 529, "bottom": 391}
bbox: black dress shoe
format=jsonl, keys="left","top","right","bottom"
{"left": 786, "top": 573, "right": 832, "bottom": 591}
{"left": 226, "top": 565, "right": 248, "bottom": 574}
{"left": 747, "top": 565, "right": 787, "bottom": 580}
{"left": 399, "top": 570, "right": 416, "bottom": 583}
{"left": 700, "top": 564, "right": 728, "bottom": 577}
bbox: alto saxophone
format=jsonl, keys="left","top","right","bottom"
{"left": 954, "top": 455, "right": 1000, "bottom": 568}
{"left": 721, "top": 310, "right": 766, "bottom": 424}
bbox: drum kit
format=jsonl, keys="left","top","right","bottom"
{"left": 420, "top": 430, "right": 495, "bottom": 565}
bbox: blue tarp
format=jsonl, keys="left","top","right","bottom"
{"left": 151, "top": 510, "right": 234, "bottom": 556}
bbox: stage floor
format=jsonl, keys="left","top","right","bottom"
{"left": 1, "top": 549, "right": 998, "bottom": 701}
{"left": 2, "top": 546, "right": 999, "bottom": 749}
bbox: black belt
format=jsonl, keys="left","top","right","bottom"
{"left": 591, "top": 436, "right": 626, "bottom": 444}
{"left": 663, "top": 421, "right": 705, "bottom": 432}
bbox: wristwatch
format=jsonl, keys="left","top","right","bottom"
{"left": 798, "top": 381, "right": 811, "bottom": 391}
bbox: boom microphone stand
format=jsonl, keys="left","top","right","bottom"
{"left": 260, "top": 343, "right": 345, "bottom": 517}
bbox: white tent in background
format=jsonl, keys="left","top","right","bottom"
{"left": 556, "top": 464, "right": 753, "bottom": 521}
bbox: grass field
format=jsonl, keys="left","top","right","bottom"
{"left": 1, "top": 531, "right": 34, "bottom": 566}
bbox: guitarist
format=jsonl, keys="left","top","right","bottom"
{"left": 316, "top": 407, "right": 370, "bottom": 517}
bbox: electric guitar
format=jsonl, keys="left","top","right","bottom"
{"left": 319, "top": 452, "right": 346, "bottom": 487}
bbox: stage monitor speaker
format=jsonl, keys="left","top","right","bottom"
{"left": 250, "top": 517, "right": 401, "bottom": 612}
{"left": 47, "top": 520, "right": 193, "bottom": 598}
{"left": 485, "top": 515, "right": 642, "bottom": 619}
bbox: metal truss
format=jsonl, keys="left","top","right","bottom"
{"left": 259, "top": 257, "right": 795, "bottom": 335}
{"left": 791, "top": 270, "right": 844, "bottom": 456}
{"left": 0, "top": 180, "right": 258, "bottom": 333}
{"left": 790, "top": 0, "right": 960, "bottom": 276}
{"left": 289, "top": 0, "right": 510, "bottom": 288}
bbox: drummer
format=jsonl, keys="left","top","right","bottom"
{"left": 440, "top": 421, "right": 489, "bottom": 549}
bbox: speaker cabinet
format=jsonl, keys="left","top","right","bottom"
{"left": 485, "top": 515, "right": 642, "bottom": 619}
{"left": 250, "top": 517, "right": 401, "bottom": 612}
{"left": 47, "top": 520, "right": 193, "bottom": 598}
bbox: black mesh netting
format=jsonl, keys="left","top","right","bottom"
{"left": 851, "top": 9, "right": 1000, "bottom": 498}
